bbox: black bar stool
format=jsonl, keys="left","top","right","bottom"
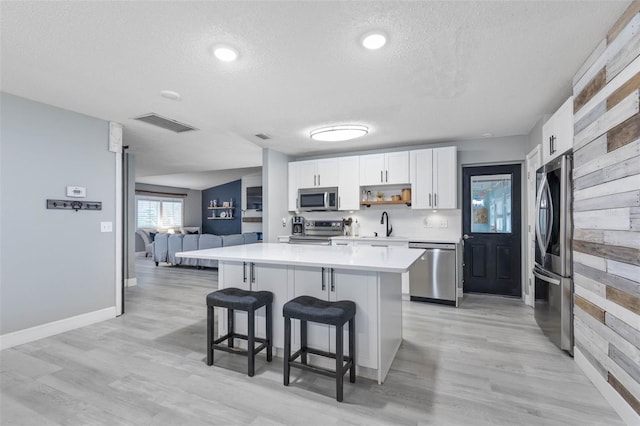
{"left": 283, "top": 295, "right": 356, "bottom": 402}
{"left": 206, "top": 287, "right": 273, "bottom": 377}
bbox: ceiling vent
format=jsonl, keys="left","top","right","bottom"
{"left": 133, "top": 113, "right": 198, "bottom": 133}
{"left": 255, "top": 133, "right": 271, "bottom": 140}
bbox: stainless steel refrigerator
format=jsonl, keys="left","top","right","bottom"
{"left": 533, "top": 154, "right": 573, "bottom": 355}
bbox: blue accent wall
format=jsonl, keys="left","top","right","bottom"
{"left": 202, "top": 179, "right": 241, "bottom": 235}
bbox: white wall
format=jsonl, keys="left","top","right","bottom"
{"left": 0, "top": 93, "right": 117, "bottom": 335}
{"left": 262, "top": 149, "right": 291, "bottom": 242}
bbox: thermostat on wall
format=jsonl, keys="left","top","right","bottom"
{"left": 66, "top": 186, "right": 87, "bottom": 198}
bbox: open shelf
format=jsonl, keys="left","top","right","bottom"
{"left": 207, "top": 206, "right": 235, "bottom": 210}
{"left": 360, "top": 200, "right": 412, "bottom": 207}
{"left": 207, "top": 217, "right": 235, "bottom": 220}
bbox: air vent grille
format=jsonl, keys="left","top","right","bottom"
{"left": 255, "top": 133, "right": 271, "bottom": 140}
{"left": 133, "top": 113, "right": 198, "bottom": 133}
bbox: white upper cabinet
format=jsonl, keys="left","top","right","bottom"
{"left": 542, "top": 96, "right": 573, "bottom": 164}
{"left": 297, "top": 158, "right": 338, "bottom": 189}
{"left": 337, "top": 156, "right": 360, "bottom": 211}
{"left": 360, "top": 151, "right": 409, "bottom": 185}
{"left": 410, "top": 146, "right": 457, "bottom": 209}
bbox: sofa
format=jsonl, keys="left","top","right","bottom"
{"left": 153, "top": 232, "right": 259, "bottom": 268}
{"left": 136, "top": 227, "right": 201, "bottom": 257}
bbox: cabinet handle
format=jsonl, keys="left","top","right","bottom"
{"left": 318, "top": 174, "right": 321, "bottom": 186}
{"left": 380, "top": 170, "right": 383, "bottom": 183}
{"left": 550, "top": 135, "right": 556, "bottom": 154}
{"left": 321, "top": 267, "right": 326, "bottom": 291}
{"left": 251, "top": 263, "right": 255, "bottom": 283}
{"left": 386, "top": 170, "right": 388, "bottom": 182}
{"left": 314, "top": 174, "right": 317, "bottom": 186}
{"left": 429, "top": 193, "right": 432, "bottom": 207}
{"left": 330, "top": 268, "right": 335, "bottom": 292}
{"left": 434, "top": 193, "right": 437, "bottom": 207}
{"left": 243, "top": 262, "right": 247, "bottom": 283}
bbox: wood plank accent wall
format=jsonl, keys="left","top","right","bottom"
{"left": 572, "top": 2, "right": 640, "bottom": 421}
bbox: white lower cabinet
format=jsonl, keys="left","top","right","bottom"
{"left": 292, "top": 266, "right": 378, "bottom": 369}
{"left": 219, "top": 262, "right": 288, "bottom": 348}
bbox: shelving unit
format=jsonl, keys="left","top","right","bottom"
{"left": 360, "top": 200, "right": 411, "bottom": 207}
{"left": 207, "top": 206, "right": 235, "bottom": 220}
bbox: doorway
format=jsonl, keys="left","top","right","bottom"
{"left": 462, "top": 164, "right": 522, "bottom": 297}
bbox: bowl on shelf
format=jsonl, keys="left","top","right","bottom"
{"left": 391, "top": 195, "right": 401, "bottom": 201}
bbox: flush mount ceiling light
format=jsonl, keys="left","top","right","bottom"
{"left": 361, "top": 31, "right": 387, "bottom": 50}
{"left": 310, "top": 124, "right": 369, "bottom": 142}
{"left": 213, "top": 45, "right": 239, "bottom": 62}
{"left": 160, "top": 90, "right": 181, "bottom": 101}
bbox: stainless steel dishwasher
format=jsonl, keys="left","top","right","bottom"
{"left": 409, "top": 242, "right": 457, "bottom": 306}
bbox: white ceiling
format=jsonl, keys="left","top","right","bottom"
{"left": 1, "top": 1, "right": 631, "bottom": 190}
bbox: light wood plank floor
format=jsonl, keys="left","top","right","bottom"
{"left": 1, "top": 256, "right": 623, "bottom": 425}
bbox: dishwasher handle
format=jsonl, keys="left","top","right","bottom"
{"left": 409, "top": 243, "right": 456, "bottom": 250}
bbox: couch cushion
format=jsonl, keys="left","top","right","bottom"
{"left": 222, "top": 234, "right": 244, "bottom": 247}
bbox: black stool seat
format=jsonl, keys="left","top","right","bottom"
{"left": 206, "top": 287, "right": 273, "bottom": 377}
{"left": 207, "top": 287, "right": 273, "bottom": 310}
{"left": 283, "top": 296, "right": 355, "bottom": 326}
{"left": 283, "top": 295, "right": 356, "bottom": 402}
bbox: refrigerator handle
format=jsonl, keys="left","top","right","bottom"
{"left": 535, "top": 175, "right": 547, "bottom": 255}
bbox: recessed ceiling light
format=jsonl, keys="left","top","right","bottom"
{"left": 160, "top": 90, "right": 181, "bottom": 101}
{"left": 213, "top": 45, "right": 239, "bottom": 62}
{"left": 361, "top": 31, "right": 387, "bottom": 50}
{"left": 310, "top": 125, "right": 369, "bottom": 142}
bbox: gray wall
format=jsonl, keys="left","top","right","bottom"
{"left": 262, "top": 149, "right": 291, "bottom": 242}
{"left": 134, "top": 183, "right": 202, "bottom": 228}
{"left": 0, "top": 93, "right": 116, "bottom": 334}
{"left": 527, "top": 115, "right": 548, "bottom": 155}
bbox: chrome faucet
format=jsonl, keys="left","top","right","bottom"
{"left": 380, "top": 211, "right": 392, "bottom": 237}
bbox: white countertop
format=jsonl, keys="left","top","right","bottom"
{"left": 176, "top": 243, "right": 424, "bottom": 273}
{"left": 331, "top": 236, "right": 461, "bottom": 244}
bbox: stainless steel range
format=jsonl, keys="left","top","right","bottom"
{"left": 289, "top": 219, "right": 344, "bottom": 245}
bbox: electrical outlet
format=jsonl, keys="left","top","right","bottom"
{"left": 100, "top": 221, "right": 112, "bottom": 232}
{"left": 439, "top": 219, "right": 448, "bottom": 228}
{"left": 424, "top": 219, "right": 433, "bottom": 228}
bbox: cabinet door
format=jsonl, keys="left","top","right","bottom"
{"left": 385, "top": 151, "right": 410, "bottom": 184}
{"left": 553, "top": 97, "right": 574, "bottom": 159}
{"left": 359, "top": 154, "right": 385, "bottom": 185}
{"left": 219, "top": 262, "right": 250, "bottom": 340}
{"left": 331, "top": 269, "right": 378, "bottom": 369}
{"left": 292, "top": 267, "right": 330, "bottom": 351}
{"left": 337, "top": 156, "right": 360, "bottom": 210}
{"left": 253, "top": 264, "right": 289, "bottom": 348}
{"left": 410, "top": 149, "right": 433, "bottom": 209}
{"left": 297, "top": 160, "right": 318, "bottom": 189}
{"left": 288, "top": 162, "right": 299, "bottom": 211}
{"left": 432, "top": 146, "right": 457, "bottom": 209}
{"left": 316, "top": 158, "right": 338, "bottom": 187}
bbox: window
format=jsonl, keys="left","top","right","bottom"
{"left": 136, "top": 196, "right": 183, "bottom": 229}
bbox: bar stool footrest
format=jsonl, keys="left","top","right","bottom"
{"left": 213, "top": 332, "right": 268, "bottom": 356}
{"left": 288, "top": 347, "right": 353, "bottom": 377}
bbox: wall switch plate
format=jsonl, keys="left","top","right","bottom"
{"left": 424, "top": 219, "right": 433, "bottom": 228}
{"left": 440, "top": 219, "right": 448, "bottom": 228}
{"left": 66, "top": 186, "right": 86, "bottom": 198}
{"left": 100, "top": 221, "right": 113, "bottom": 232}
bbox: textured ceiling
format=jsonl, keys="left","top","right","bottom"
{"left": 0, "top": 1, "right": 631, "bottom": 189}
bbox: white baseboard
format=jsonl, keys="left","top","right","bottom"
{"left": 0, "top": 307, "right": 117, "bottom": 350}
{"left": 126, "top": 278, "right": 137, "bottom": 287}
{"left": 575, "top": 346, "right": 640, "bottom": 425}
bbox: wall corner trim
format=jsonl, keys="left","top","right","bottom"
{"left": 0, "top": 307, "right": 117, "bottom": 351}
{"left": 575, "top": 346, "right": 640, "bottom": 425}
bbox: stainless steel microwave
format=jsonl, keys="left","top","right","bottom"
{"left": 298, "top": 187, "right": 338, "bottom": 211}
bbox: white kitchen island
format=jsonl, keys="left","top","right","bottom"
{"left": 177, "top": 243, "right": 424, "bottom": 384}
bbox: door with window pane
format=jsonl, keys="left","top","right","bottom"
{"left": 462, "top": 165, "right": 521, "bottom": 296}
